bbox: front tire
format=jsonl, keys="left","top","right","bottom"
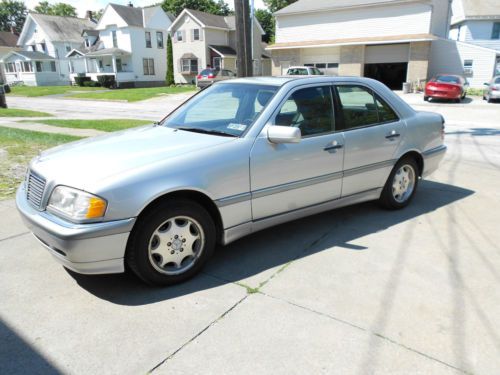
{"left": 379, "top": 158, "right": 419, "bottom": 210}
{"left": 126, "top": 199, "right": 216, "bottom": 286}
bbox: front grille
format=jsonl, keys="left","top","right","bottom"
{"left": 26, "top": 171, "right": 46, "bottom": 209}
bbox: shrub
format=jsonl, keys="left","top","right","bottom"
{"left": 74, "top": 76, "right": 91, "bottom": 87}
{"left": 3, "top": 84, "right": 11, "bottom": 94}
{"left": 97, "top": 75, "right": 116, "bottom": 89}
{"left": 83, "top": 80, "right": 101, "bottom": 87}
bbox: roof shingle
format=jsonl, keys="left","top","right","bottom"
{"left": 0, "top": 31, "right": 18, "bottom": 47}
{"left": 30, "top": 13, "right": 95, "bottom": 42}
{"left": 275, "top": 0, "right": 418, "bottom": 15}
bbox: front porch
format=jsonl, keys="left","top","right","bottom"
{"left": 68, "top": 48, "right": 134, "bottom": 87}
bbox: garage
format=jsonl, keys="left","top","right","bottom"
{"left": 364, "top": 44, "right": 409, "bottom": 90}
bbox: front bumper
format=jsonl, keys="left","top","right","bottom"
{"left": 488, "top": 90, "right": 500, "bottom": 99}
{"left": 16, "top": 185, "right": 136, "bottom": 274}
{"left": 425, "top": 90, "right": 461, "bottom": 100}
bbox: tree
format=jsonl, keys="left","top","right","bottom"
{"left": 94, "top": 9, "right": 104, "bottom": 21}
{"left": 161, "top": 0, "right": 230, "bottom": 18}
{"left": 263, "top": 0, "right": 297, "bottom": 13}
{"left": 166, "top": 34, "right": 175, "bottom": 85}
{"left": 255, "top": 8, "right": 273, "bottom": 43}
{"left": 33, "top": 1, "right": 77, "bottom": 17}
{"left": 0, "top": 0, "right": 27, "bottom": 34}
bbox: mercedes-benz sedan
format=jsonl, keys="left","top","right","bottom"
{"left": 17, "top": 77, "right": 446, "bottom": 286}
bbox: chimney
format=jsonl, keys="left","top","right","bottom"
{"left": 85, "top": 10, "right": 93, "bottom": 20}
{"left": 128, "top": 1, "right": 133, "bottom": 7}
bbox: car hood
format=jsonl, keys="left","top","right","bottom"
{"left": 30, "top": 125, "right": 235, "bottom": 191}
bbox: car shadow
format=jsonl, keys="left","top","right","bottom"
{"left": 428, "top": 97, "right": 473, "bottom": 104}
{"left": 68, "top": 180, "right": 474, "bottom": 306}
{"left": 446, "top": 128, "right": 500, "bottom": 137}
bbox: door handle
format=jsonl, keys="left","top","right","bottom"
{"left": 324, "top": 143, "right": 344, "bottom": 151}
{"left": 385, "top": 132, "right": 400, "bottom": 139}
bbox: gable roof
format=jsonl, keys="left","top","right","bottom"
{"left": 459, "top": 0, "right": 500, "bottom": 18}
{"left": 169, "top": 9, "right": 265, "bottom": 35}
{"left": 107, "top": 4, "right": 172, "bottom": 28}
{"left": 2, "top": 50, "right": 55, "bottom": 61}
{"left": 275, "top": 0, "right": 421, "bottom": 15}
{"left": 0, "top": 32, "right": 18, "bottom": 47}
{"left": 29, "top": 13, "right": 96, "bottom": 42}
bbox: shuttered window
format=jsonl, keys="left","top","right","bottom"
{"left": 143, "top": 58, "right": 155, "bottom": 75}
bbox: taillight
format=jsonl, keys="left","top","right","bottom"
{"left": 492, "top": 86, "right": 499, "bottom": 91}
{"left": 207, "top": 74, "right": 215, "bottom": 79}
{"left": 196, "top": 75, "right": 202, "bottom": 79}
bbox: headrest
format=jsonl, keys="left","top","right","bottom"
{"left": 257, "top": 90, "right": 274, "bottom": 107}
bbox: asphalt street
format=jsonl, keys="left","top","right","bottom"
{"left": 1, "top": 94, "right": 499, "bottom": 374}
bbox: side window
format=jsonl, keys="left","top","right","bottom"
{"left": 336, "top": 85, "right": 378, "bottom": 129}
{"left": 274, "top": 86, "right": 334, "bottom": 137}
{"left": 375, "top": 94, "right": 398, "bottom": 123}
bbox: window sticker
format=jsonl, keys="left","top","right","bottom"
{"left": 227, "top": 123, "right": 247, "bottom": 131}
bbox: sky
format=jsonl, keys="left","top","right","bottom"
{"left": 22, "top": 0, "right": 268, "bottom": 17}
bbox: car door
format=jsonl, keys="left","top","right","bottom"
{"left": 335, "top": 84, "right": 405, "bottom": 197}
{"left": 250, "top": 84, "right": 345, "bottom": 220}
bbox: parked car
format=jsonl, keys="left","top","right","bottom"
{"left": 286, "top": 66, "right": 323, "bottom": 76}
{"left": 196, "top": 68, "right": 236, "bottom": 89}
{"left": 424, "top": 75, "right": 468, "bottom": 103}
{"left": 17, "top": 76, "right": 446, "bottom": 286}
{"left": 483, "top": 76, "right": 500, "bottom": 103}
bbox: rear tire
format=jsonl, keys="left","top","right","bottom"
{"left": 379, "top": 157, "right": 419, "bottom": 210}
{"left": 423, "top": 96, "right": 429, "bottom": 102}
{"left": 126, "top": 199, "right": 216, "bottom": 286}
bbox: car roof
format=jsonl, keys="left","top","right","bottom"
{"left": 288, "top": 66, "right": 313, "bottom": 69}
{"left": 222, "top": 76, "right": 382, "bottom": 87}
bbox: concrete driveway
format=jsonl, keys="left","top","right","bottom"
{"left": 1, "top": 95, "right": 500, "bottom": 374}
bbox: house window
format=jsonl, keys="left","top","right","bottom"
{"left": 21, "top": 61, "right": 33, "bottom": 72}
{"left": 145, "top": 31, "right": 152, "bottom": 48}
{"left": 156, "top": 31, "right": 164, "bottom": 48}
{"left": 181, "top": 58, "right": 198, "bottom": 74}
{"left": 464, "top": 60, "right": 473, "bottom": 69}
{"left": 193, "top": 29, "right": 200, "bottom": 41}
{"left": 36, "top": 61, "right": 43, "bottom": 72}
{"left": 98, "top": 60, "right": 103, "bottom": 69}
{"left": 116, "top": 58, "right": 123, "bottom": 72}
{"left": 66, "top": 44, "right": 71, "bottom": 52}
{"left": 50, "top": 61, "right": 56, "bottom": 72}
{"left": 5, "top": 63, "right": 16, "bottom": 73}
{"left": 112, "top": 30, "right": 117, "bottom": 48}
{"left": 40, "top": 43, "right": 46, "bottom": 52}
{"left": 176, "top": 30, "right": 183, "bottom": 42}
{"left": 492, "top": 22, "right": 500, "bottom": 39}
{"left": 143, "top": 58, "right": 155, "bottom": 75}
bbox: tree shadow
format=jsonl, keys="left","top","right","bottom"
{"left": 68, "top": 180, "right": 474, "bottom": 306}
{"left": 0, "top": 318, "right": 63, "bottom": 375}
{"left": 446, "top": 128, "right": 500, "bottom": 137}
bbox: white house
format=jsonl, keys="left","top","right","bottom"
{"left": 0, "top": 31, "right": 20, "bottom": 83}
{"left": 436, "top": 0, "right": 500, "bottom": 87}
{"left": 1, "top": 13, "right": 95, "bottom": 86}
{"left": 67, "top": 3, "right": 174, "bottom": 88}
{"left": 169, "top": 8, "right": 270, "bottom": 84}
{"left": 267, "top": 0, "right": 453, "bottom": 90}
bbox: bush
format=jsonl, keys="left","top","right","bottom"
{"left": 74, "top": 76, "right": 91, "bottom": 87}
{"left": 83, "top": 80, "right": 101, "bottom": 87}
{"left": 3, "top": 84, "right": 11, "bottom": 94}
{"left": 97, "top": 75, "right": 116, "bottom": 89}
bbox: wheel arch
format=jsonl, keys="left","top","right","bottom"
{"left": 397, "top": 150, "right": 424, "bottom": 176}
{"left": 133, "top": 189, "right": 224, "bottom": 244}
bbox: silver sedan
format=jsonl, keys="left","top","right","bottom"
{"left": 483, "top": 76, "right": 500, "bottom": 103}
{"left": 16, "top": 76, "right": 446, "bottom": 285}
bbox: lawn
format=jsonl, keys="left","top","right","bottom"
{"left": 67, "top": 85, "right": 196, "bottom": 102}
{"left": 22, "top": 118, "right": 152, "bottom": 132}
{"left": 0, "top": 108, "right": 53, "bottom": 117}
{"left": 0, "top": 127, "right": 81, "bottom": 200}
{"left": 8, "top": 85, "right": 104, "bottom": 97}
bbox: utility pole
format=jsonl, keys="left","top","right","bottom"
{"left": 235, "top": 0, "right": 253, "bottom": 77}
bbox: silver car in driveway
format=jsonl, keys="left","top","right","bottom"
{"left": 16, "top": 77, "right": 446, "bottom": 285}
{"left": 483, "top": 76, "right": 500, "bottom": 103}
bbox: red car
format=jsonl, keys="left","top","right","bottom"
{"left": 424, "top": 75, "right": 468, "bottom": 103}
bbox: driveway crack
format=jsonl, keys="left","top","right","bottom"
{"left": 149, "top": 295, "right": 248, "bottom": 373}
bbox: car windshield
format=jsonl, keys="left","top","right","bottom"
{"left": 162, "top": 83, "right": 278, "bottom": 137}
{"left": 495, "top": 78, "right": 500, "bottom": 84}
{"left": 435, "top": 75, "right": 461, "bottom": 84}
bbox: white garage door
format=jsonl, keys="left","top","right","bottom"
{"left": 365, "top": 44, "right": 410, "bottom": 64}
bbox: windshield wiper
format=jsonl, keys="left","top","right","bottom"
{"left": 177, "top": 127, "right": 237, "bottom": 137}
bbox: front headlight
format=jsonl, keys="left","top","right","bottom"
{"left": 47, "top": 186, "right": 107, "bottom": 221}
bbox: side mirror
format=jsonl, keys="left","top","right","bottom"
{"left": 484, "top": 83, "right": 490, "bottom": 86}
{"left": 267, "top": 126, "right": 301, "bottom": 144}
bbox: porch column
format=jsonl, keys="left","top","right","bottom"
{"left": 84, "top": 58, "right": 89, "bottom": 73}
{"left": 112, "top": 55, "right": 117, "bottom": 73}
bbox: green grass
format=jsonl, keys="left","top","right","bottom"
{"left": 466, "top": 88, "right": 485, "bottom": 97}
{"left": 8, "top": 85, "right": 104, "bottom": 97}
{"left": 21, "top": 118, "right": 152, "bottom": 132}
{"left": 67, "top": 85, "right": 196, "bottom": 102}
{"left": 0, "top": 127, "right": 81, "bottom": 199}
{"left": 0, "top": 108, "right": 53, "bottom": 117}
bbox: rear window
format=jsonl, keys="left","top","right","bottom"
{"left": 495, "top": 78, "right": 500, "bottom": 84}
{"left": 435, "top": 75, "right": 461, "bottom": 84}
{"left": 199, "top": 69, "right": 216, "bottom": 76}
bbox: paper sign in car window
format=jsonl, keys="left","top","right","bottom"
{"left": 227, "top": 123, "right": 247, "bottom": 131}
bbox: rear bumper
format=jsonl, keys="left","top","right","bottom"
{"left": 425, "top": 90, "right": 461, "bottom": 99}
{"left": 16, "top": 184, "right": 135, "bottom": 274}
{"left": 487, "top": 90, "right": 500, "bottom": 99}
{"left": 422, "top": 145, "right": 447, "bottom": 177}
